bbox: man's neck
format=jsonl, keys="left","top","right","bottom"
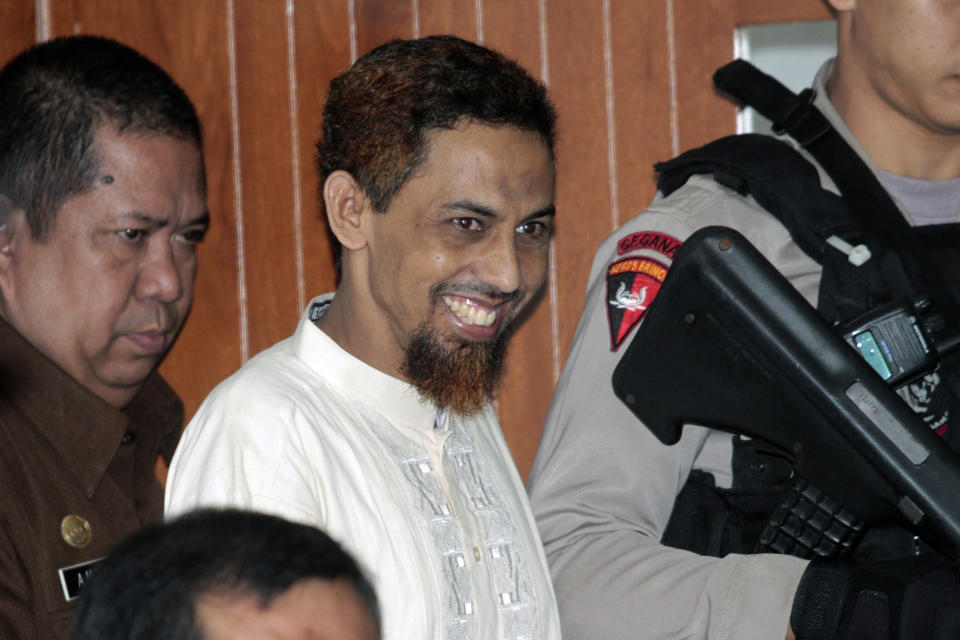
{"left": 312, "top": 287, "right": 406, "bottom": 382}
{"left": 827, "top": 65, "right": 960, "bottom": 181}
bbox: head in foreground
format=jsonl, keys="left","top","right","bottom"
{"left": 72, "top": 508, "right": 380, "bottom": 640}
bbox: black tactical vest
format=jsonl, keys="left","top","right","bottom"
{"left": 656, "top": 62, "right": 960, "bottom": 560}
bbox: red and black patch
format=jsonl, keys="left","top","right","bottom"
{"left": 617, "top": 230, "right": 682, "bottom": 259}
{"left": 606, "top": 257, "right": 668, "bottom": 351}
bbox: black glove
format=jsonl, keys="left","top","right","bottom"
{"left": 790, "top": 552, "right": 960, "bottom": 640}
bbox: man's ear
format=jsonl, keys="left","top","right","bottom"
{"left": 0, "top": 224, "right": 9, "bottom": 259}
{"left": 0, "top": 199, "right": 23, "bottom": 262}
{"left": 0, "top": 204, "right": 26, "bottom": 307}
{"left": 323, "top": 170, "right": 371, "bottom": 251}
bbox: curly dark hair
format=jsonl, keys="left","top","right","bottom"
{"left": 316, "top": 35, "right": 556, "bottom": 215}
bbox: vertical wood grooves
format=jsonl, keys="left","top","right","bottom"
{"left": 602, "top": 0, "right": 618, "bottom": 232}
{"left": 35, "top": 0, "right": 49, "bottom": 40}
{"left": 538, "top": 0, "right": 549, "bottom": 84}
{"left": 349, "top": 0, "right": 358, "bottom": 62}
{"left": 537, "top": 0, "right": 560, "bottom": 386}
{"left": 286, "top": 0, "right": 306, "bottom": 313}
{"left": 3, "top": 0, "right": 830, "bottom": 479}
{"left": 225, "top": 0, "right": 250, "bottom": 363}
{"left": 474, "top": 0, "right": 483, "bottom": 42}
{"left": 666, "top": 0, "right": 680, "bottom": 155}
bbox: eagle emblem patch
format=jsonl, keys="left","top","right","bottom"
{"left": 606, "top": 257, "right": 668, "bottom": 350}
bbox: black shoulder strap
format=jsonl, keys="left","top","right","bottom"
{"left": 654, "top": 134, "right": 854, "bottom": 265}
{"left": 654, "top": 133, "right": 891, "bottom": 323}
{"left": 712, "top": 60, "right": 960, "bottom": 328}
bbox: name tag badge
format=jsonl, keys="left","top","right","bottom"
{"left": 58, "top": 557, "right": 104, "bottom": 601}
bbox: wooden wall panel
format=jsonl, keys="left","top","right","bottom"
{"left": 294, "top": 1, "right": 352, "bottom": 302}
{"left": 610, "top": 0, "right": 673, "bottom": 229}
{"left": 546, "top": 0, "right": 611, "bottom": 360}
{"left": 4, "top": 0, "right": 833, "bottom": 480}
{"left": 233, "top": 1, "right": 302, "bottom": 356}
{"left": 672, "top": 0, "right": 738, "bottom": 152}
{"left": 0, "top": 1, "right": 34, "bottom": 63}
{"left": 482, "top": 0, "right": 542, "bottom": 66}
{"left": 356, "top": 0, "right": 413, "bottom": 54}
{"left": 418, "top": 0, "right": 478, "bottom": 38}
{"left": 499, "top": 290, "right": 555, "bottom": 479}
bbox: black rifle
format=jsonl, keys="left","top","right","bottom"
{"left": 612, "top": 226, "right": 960, "bottom": 559}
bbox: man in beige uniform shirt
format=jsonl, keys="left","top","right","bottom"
{"left": 530, "top": 1, "right": 960, "bottom": 639}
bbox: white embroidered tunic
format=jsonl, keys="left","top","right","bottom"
{"left": 166, "top": 294, "right": 561, "bottom": 640}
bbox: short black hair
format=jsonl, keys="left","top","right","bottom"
{"left": 71, "top": 509, "right": 379, "bottom": 640}
{"left": 0, "top": 35, "right": 202, "bottom": 241}
{"left": 317, "top": 35, "right": 556, "bottom": 214}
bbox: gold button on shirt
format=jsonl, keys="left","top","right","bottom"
{"left": 60, "top": 515, "right": 93, "bottom": 549}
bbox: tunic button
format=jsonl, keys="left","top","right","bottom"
{"left": 473, "top": 546, "right": 482, "bottom": 563}
{"left": 61, "top": 515, "right": 93, "bottom": 548}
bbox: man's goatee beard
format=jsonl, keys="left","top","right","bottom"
{"left": 400, "top": 324, "right": 507, "bottom": 416}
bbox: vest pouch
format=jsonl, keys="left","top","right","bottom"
{"left": 662, "top": 437, "right": 793, "bottom": 557}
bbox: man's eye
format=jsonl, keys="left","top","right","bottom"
{"left": 179, "top": 228, "right": 208, "bottom": 244}
{"left": 452, "top": 217, "right": 484, "bottom": 232}
{"left": 517, "top": 220, "right": 551, "bottom": 238}
{"left": 119, "top": 228, "right": 146, "bottom": 241}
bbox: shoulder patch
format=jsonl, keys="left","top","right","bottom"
{"left": 606, "top": 257, "right": 668, "bottom": 351}
{"left": 617, "top": 230, "right": 682, "bottom": 259}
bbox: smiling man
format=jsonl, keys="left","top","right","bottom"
{"left": 166, "top": 36, "right": 560, "bottom": 640}
{"left": 0, "top": 36, "right": 207, "bottom": 639}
